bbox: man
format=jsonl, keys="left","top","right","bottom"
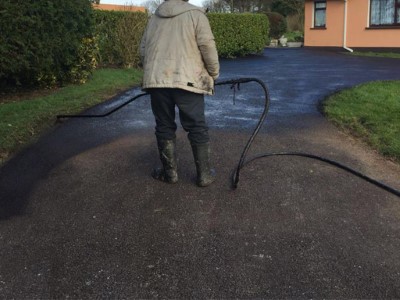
{"left": 140, "top": 0, "right": 220, "bottom": 187}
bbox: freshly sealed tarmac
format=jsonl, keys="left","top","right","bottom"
{"left": 1, "top": 48, "right": 400, "bottom": 298}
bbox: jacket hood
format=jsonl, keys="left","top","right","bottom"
{"left": 155, "top": 0, "right": 204, "bottom": 18}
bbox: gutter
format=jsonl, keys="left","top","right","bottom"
{"left": 343, "top": 0, "right": 354, "bottom": 52}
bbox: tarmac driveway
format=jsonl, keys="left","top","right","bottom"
{"left": 1, "top": 48, "right": 400, "bottom": 298}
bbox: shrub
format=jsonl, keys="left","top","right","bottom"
{"left": 93, "top": 10, "right": 124, "bottom": 66}
{"left": 93, "top": 10, "right": 148, "bottom": 68}
{"left": 115, "top": 12, "right": 148, "bottom": 68}
{"left": 208, "top": 13, "right": 269, "bottom": 58}
{"left": 0, "top": 0, "right": 95, "bottom": 88}
{"left": 68, "top": 37, "right": 99, "bottom": 84}
{"left": 265, "top": 12, "right": 287, "bottom": 39}
{"left": 286, "top": 13, "right": 304, "bottom": 32}
{"left": 285, "top": 31, "right": 304, "bottom": 42}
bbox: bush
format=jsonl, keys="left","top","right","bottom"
{"left": 68, "top": 37, "right": 99, "bottom": 84}
{"left": 94, "top": 10, "right": 148, "bottom": 68}
{"left": 265, "top": 12, "right": 287, "bottom": 39}
{"left": 115, "top": 13, "right": 148, "bottom": 68}
{"left": 0, "top": 0, "right": 95, "bottom": 88}
{"left": 285, "top": 31, "right": 304, "bottom": 42}
{"left": 94, "top": 10, "right": 124, "bottom": 66}
{"left": 208, "top": 13, "right": 269, "bottom": 58}
{"left": 286, "top": 13, "right": 304, "bottom": 32}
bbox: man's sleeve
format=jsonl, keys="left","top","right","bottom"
{"left": 194, "top": 12, "right": 220, "bottom": 80}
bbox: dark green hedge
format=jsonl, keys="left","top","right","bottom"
{"left": 0, "top": 0, "right": 94, "bottom": 87}
{"left": 208, "top": 13, "right": 269, "bottom": 58}
{"left": 93, "top": 10, "right": 148, "bottom": 68}
{"left": 0, "top": 7, "right": 269, "bottom": 88}
{"left": 94, "top": 11, "right": 269, "bottom": 63}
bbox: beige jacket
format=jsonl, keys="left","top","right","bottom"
{"left": 140, "top": 0, "right": 219, "bottom": 95}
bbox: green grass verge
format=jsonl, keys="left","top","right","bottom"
{"left": 348, "top": 51, "right": 400, "bottom": 59}
{"left": 0, "top": 68, "right": 143, "bottom": 163}
{"left": 323, "top": 80, "right": 400, "bottom": 163}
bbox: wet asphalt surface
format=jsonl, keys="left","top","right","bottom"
{"left": 1, "top": 48, "right": 400, "bottom": 298}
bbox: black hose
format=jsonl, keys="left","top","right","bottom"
{"left": 243, "top": 152, "right": 400, "bottom": 197}
{"left": 56, "top": 79, "right": 400, "bottom": 197}
{"left": 56, "top": 92, "right": 148, "bottom": 119}
{"left": 215, "top": 78, "right": 270, "bottom": 188}
{"left": 215, "top": 79, "right": 399, "bottom": 197}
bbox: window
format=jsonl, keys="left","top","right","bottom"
{"left": 314, "top": 1, "right": 326, "bottom": 28}
{"left": 370, "top": 0, "right": 400, "bottom": 26}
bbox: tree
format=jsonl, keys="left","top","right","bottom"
{"left": 202, "top": 0, "right": 229, "bottom": 12}
{"left": 141, "top": 0, "right": 163, "bottom": 14}
{"left": 271, "top": 0, "right": 304, "bottom": 32}
{"left": 266, "top": 12, "right": 287, "bottom": 38}
{"left": 202, "top": 0, "right": 273, "bottom": 13}
{"left": 90, "top": 0, "right": 100, "bottom": 4}
{"left": 255, "top": 0, "right": 274, "bottom": 13}
{"left": 271, "top": 0, "right": 304, "bottom": 17}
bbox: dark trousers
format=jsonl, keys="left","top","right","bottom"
{"left": 149, "top": 88, "right": 209, "bottom": 145}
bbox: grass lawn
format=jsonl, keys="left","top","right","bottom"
{"left": 323, "top": 80, "right": 400, "bottom": 163}
{"left": 347, "top": 51, "right": 400, "bottom": 59}
{"left": 0, "top": 68, "right": 143, "bottom": 164}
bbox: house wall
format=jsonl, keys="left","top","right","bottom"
{"left": 347, "top": 0, "right": 400, "bottom": 48}
{"left": 93, "top": 4, "right": 146, "bottom": 12}
{"left": 304, "top": 0, "right": 400, "bottom": 48}
{"left": 304, "top": 0, "right": 344, "bottom": 47}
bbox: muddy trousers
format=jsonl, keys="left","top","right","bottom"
{"left": 149, "top": 88, "right": 215, "bottom": 186}
{"left": 149, "top": 88, "right": 209, "bottom": 145}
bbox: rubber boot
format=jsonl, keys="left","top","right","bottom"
{"left": 152, "top": 138, "right": 178, "bottom": 184}
{"left": 191, "top": 142, "right": 216, "bottom": 187}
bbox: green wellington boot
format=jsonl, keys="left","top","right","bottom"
{"left": 191, "top": 142, "right": 216, "bottom": 187}
{"left": 152, "top": 138, "right": 178, "bottom": 184}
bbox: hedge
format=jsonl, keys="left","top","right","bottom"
{"left": 0, "top": 8, "right": 269, "bottom": 89}
{"left": 208, "top": 13, "right": 269, "bottom": 58}
{"left": 94, "top": 12, "right": 269, "bottom": 61}
{"left": 93, "top": 10, "right": 148, "bottom": 68}
{"left": 0, "top": 0, "right": 95, "bottom": 87}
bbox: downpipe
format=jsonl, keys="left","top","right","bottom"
{"left": 343, "top": 0, "right": 354, "bottom": 53}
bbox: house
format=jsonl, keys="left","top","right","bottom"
{"left": 304, "top": 0, "right": 400, "bottom": 50}
{"left": 93, "top": 3, "right": 146, "bottom": 12}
